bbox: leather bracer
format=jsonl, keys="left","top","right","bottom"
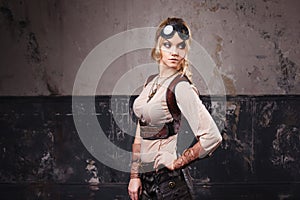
{"left": 130, "top": 143, "right": 141, "bottom": 179}
{"left": 173, "top": 141, "right": 202, "bottom": 170}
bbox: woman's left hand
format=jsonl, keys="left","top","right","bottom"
{"left": 154, "top": 151, "right": 175, "bottom": 171}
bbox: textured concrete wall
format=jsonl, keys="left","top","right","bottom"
{"left": 0, "top": 0, "right": 299, "bottom": 95}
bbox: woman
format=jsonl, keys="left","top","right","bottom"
{"left": 128, "top": 17, "right": 222, "bottom": 200}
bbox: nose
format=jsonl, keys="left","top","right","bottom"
{"left": 170, "top": 46, "right": 178, "bottom": 56}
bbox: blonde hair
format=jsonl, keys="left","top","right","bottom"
{"left": 151, "top": 17, "right": 193, "bottom": 81}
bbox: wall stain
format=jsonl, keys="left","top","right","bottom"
{"left": 0, "top": 5, "right": 14, "bottom": 23}
{"left": 37, "top": 152, "right": 54, "bottom": 179}
{"left": 260, "top": 30, "right": 271, "bottom": 40}
{"left": 1, "top": 2, "right": 55, "bottom": 95}
{"left": 46, "top": 77, "right": 60, "bottom": 96}
{"left": 0, "top": 3, "right": 30, "bottom": 39}
{"left": 234, "top": 1, "right": 256, "bottom": 16}
{"left": 222, "top": 101, "right": 254, "bottom": 174}
{"left": 256, "top": 17, "right": 299, "bottom": 94}
{"left": 214, "top": 34, "right": 223, "bottom": 68}
{"left": 258, "top": 102, "right": 277, "bottom": 128}
{"left": 247, "top": 65, "right": 268, "bottom": 83}
{"left": 85, "top": 159, "right": 101, "bottom": 191}
{"left": 224, "top": 103, "right": 240, "bottom": 144}
{"left": 194, "top": 0, "right": 227, "bottom": 13}
{"left": 222, "top": 74, "right": 236, "bottom": 95}
{"left": 271, "top": 124, "right": 300, "bottom": 176}
{"left": 275, "top": 43, "right": 298, "bottom": 93}
{"left": 27, "top": 32, "right": 43, "bottom": 64}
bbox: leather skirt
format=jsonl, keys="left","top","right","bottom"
{"left": 139, "top": 162, "right": 193, "bottom": 200}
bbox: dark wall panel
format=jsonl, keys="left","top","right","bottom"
{"left": 0, "top": 95, "right": 299, "bottom": 199}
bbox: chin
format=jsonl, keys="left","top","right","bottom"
{"left": 167, "top": 65, "right": 178, "bottom": 69}
{"left": 167, "top": 63, "right": 179, "bottom": 68}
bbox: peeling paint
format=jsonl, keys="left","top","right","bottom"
{"left": 271, "top": 125, "right": 300, "bottom": 176}
{"left": 37, "top": 151, "right": 54, "bottom": 180}
{"left": 85, "top": 159, "right": 101, "bottom": 190}
{"left": 214, "top": 34, "right": 223, "bottom": 68}
{"left": 222, "top": 100, "right": 254, "bottom": 174}
{"left": 275, "top": 44, "right": 298, "bottom": 93}
{"left": 258, "top": 102, "right": 277, "bottom": 127}
{"left": 53, "top": 167, "right": 74, "bottom": 183}
{"left": 222, "top": 74, "right": 236, "bottom": 95}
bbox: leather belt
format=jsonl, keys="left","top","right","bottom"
{"left": 139, "top": 120, "right": 178, "bottom": 140}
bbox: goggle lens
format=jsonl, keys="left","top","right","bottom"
{"left": 160, "top": 23, "right": 189, "bottom": 40}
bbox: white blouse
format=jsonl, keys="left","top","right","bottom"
{"left": 133, "top": 74, "right": 222, "bottom": 163}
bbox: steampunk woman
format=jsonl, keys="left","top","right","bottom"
{"left": 128, "top": 17, "right": 222, "bottom": 200}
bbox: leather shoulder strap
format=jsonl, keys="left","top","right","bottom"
{"left": 144, "top": 74, "right": 158, "bottom": 87}
{"left": 166, "top": 74, "right": 192, "bottom": 120}
{"left": 145, "top": 73, "right": 193, "bottom": 120}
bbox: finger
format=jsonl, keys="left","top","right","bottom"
{"left": 128, "top": 190, "right": 135, "bottom": 200}
{"left": 154, "top": 156, "right": 160, "bottom": 169}
{"left": 153, "top": 152, "right": 161, "bottom": 162}
{"left": 139, "top": 186, "right": 142, "bottom": 196}
{"left": 133, "top": 192, "right": 138, "bottom": 200}
{"left": 129, "top": 192, "right": 134, "bottom": 200}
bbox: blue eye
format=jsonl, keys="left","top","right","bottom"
{"left": 177, "top": 42, "right": 186, "bottom": 49}
{"left": 163, "top": 42, "right": 171, "bottom": 48}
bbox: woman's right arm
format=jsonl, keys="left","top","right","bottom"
{"left": 133, "top": 121, "right": 141, "bottom": 144}
{"left": 128, "top": 122, "right": 142, "bottom": 200}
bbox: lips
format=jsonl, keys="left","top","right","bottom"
{"left": 169, "top": 58, "right": 179, "bottom": 61}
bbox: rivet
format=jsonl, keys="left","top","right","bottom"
{"left": 168, "top": 181, "right": 176, "bottom": 189}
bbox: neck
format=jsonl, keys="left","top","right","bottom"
{"left": 158, "top": 64, "right": 179, "bottom": 77}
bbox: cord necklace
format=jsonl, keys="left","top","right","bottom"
{"left": 147, "top": 71, "right": 178, "bottom": 103}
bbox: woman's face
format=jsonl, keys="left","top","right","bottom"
{"left": 159, "top": 32, "right": 187, "bottom": 70}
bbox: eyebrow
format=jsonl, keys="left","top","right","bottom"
{"left": 164, "top": 39, "right": 185, "bottom": 45}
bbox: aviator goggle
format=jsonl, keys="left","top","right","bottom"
{"left": 160, "top": 23, "right": 190, "bottom": 40}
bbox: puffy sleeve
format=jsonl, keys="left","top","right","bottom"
{"left": 175, "top": 81, "right": 222, "bottom": 158}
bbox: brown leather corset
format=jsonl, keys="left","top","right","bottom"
{"left": 139, "top": 119, "right": 181, "bottom": 140}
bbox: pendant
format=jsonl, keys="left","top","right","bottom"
{"left": 147, "top": 88, "right": 157, "bottom": 102}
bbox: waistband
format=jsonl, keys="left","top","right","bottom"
{"left": 140, "top": 161, "right": 182, "bottom": 174}
{"left": 139, "top": 161, "right": 156, "bottom": 173}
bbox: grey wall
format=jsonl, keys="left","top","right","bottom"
{"left": 0, "top": 1, "right": 300, "bottom": 198}
{"left": 1, "top": 0, "right": 299, "bottom": 96}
